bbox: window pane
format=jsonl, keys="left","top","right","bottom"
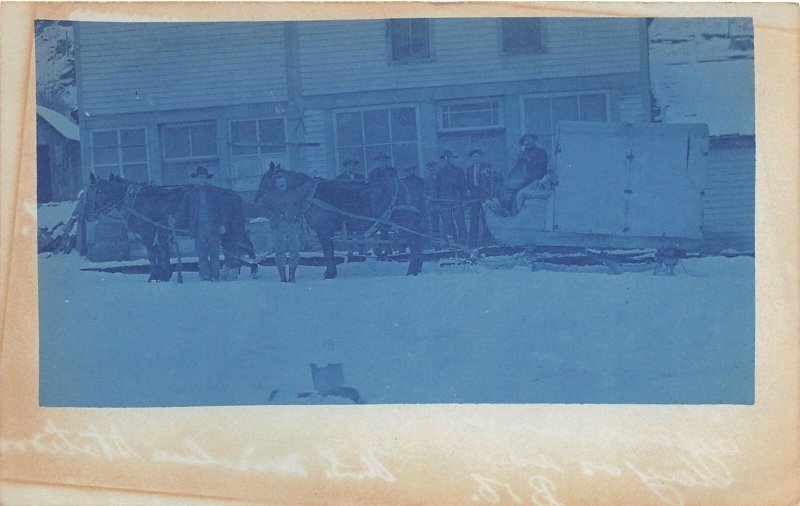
{"left": 122, "top": 163, "right": 148, "bottom": 182}
{"left": 390, "top": 19, "right": 411, "bottom": 60}
{"left": 392, "top": 142, "right": 418, "bottom": 173}
{"left": 524, "top": 98, "right": 552, "bottom": 136}
{"left": 231, "top": 120, "right": 258, "bottom": 156}
{"left": 365, "top": 144, "right": 392, "bottom": 169}
{"left": 163, "top": 126, "right": 190, "bottom": 159}
{"left": 92, "top": 131, "right": 118, "bottom": 148}
{"left": 390, "top": 107, "right": 417, "bottom": 142}
{"left": 551, "top": 96, "right": 580, "bottom": 124}
{"left": 363, "top": 109, "right": 390, "bottom": 145}
{"left": 502, "top": 18, "right": 542, "bottom": 53}
{"left": 410, "top": 19, "right": 429, "bottom": 58}
{"left": 93, "top": 147, "right": 119, "bottom": 165}
{"left": 258, "top": 119, "right": 287, "bottom": 154}
{"left": 580, "top": 94, "right": 607, "bottom": 121}
{"left": 120, "top": 128, "right": 145, "bottom": 147}
{"left": 121, "top": 145, "right": 146, "bottom": 163}
{"left": 336, "top": 111, "right": 364, "bottom": 147}
{"left": 94, "top": 165, "right": 116, "bottom": 180}
{"left": 191, "top": 123, "right": 217, "bottom": 157}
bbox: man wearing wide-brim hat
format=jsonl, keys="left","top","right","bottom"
{"left": 433, "top": 149, "right": 467, "bottom": 243}
{"left": 465, "top": 148, "right": 503, "bottom": 246}
{"left": 336, "top": 158, "right": 366, "bottom": 181}
{"left": 367, "top": 152, "right": 398, "bottom": 256}
{"left": 368, "top": 151, "right": 397, "bottom": 181}
{"left": 501, "top": 133, "right": 549, "bottom": 214}
{"left": 172, "top": 166, "right": 226, "bottom": 281}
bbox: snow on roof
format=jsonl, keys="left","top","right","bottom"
{"left": 37, "top": 105, "right": 80, "bottom": 141}
{"left": 649, "top": 18, "right": 755, "bottom": 136}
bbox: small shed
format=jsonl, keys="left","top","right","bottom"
{"left": 36, "top": 106, "right": 82, "bottom": 202}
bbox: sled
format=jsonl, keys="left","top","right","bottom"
{"left": 485, "top": 121, "right": 709, "bottom": 252}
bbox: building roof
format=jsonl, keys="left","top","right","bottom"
{"left": 36, "top": 106, "right": 80, "bottom": 141}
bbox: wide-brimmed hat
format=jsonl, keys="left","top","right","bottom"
{"left": 440, "top": 149, "right": 458, "bottom": 159}
{"left": 373, "top": 152, "right": 391, "bottom": 161}
{"left": 519, "top": 133, "right": 539, "bottom": 145}
{"left": 468, "top": 148, "right": 484, "bottom": 157}
{"left": 342, "top": 158, "right": 360, "bottom": 167}
{"left": 190, "top": 166, "right": 214, "bottom": 179}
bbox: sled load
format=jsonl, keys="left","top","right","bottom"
{"left": 485, "top": 121, "right": 709, "bottom": 251}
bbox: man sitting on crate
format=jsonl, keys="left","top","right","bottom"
{"left": 256, "top": 173, "right": 315, "bottom": 283}
{"left": 171, "top": 166, "right": 226, "bottom": 282}
{"left": 499, "top": 134, "right": 550, "bottom": 215}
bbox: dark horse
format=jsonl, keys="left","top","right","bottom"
{"left": 84, "top": 173, "right": 254, "bottom": 282}
{"left": 255, "top": 164, "right": 427, "bottom": 278}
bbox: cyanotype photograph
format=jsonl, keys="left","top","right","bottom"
{"left": 35, "top": 17, "right": 755, "bottom": 406}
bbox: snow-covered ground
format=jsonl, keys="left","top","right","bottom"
{"left": 649, "top": 18, "right": 754, "bottom": 136}
{"left": 38, "top": 252, "right": 754, "bottom": 407}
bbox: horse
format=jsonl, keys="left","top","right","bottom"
{"left": 255, "top": 164, "right": 427, "bottom": 279}
{"left": 84, "top": 173, "right": 255, "bottom": 282}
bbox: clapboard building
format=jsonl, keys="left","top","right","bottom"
{"left": 74, "top": 19, "right": 652, "bottom": 199}
{"left": 36, "top": 106, "right": 82, "bottom": 203}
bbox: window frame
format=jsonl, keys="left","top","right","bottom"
{"left": 90, "top": 127, "right": 150, "bottom": 182}
{"left": 332, "top": 103, "right": 422, "bottom": 175}
{"left": 228, "top": 116, "right": 290, "bottom": 188}
{"left": 160, "top": 121, "right": 219, "bottom": 162}
{"left": 519, "top": 90, "right": 611, "bottom": 156}
{"left": 437, "top": 97, "right": 505, "bottom": 133}
{"left": 386, "top": 18, "right": 435, "bottom": 64}
{"left": 497, "top": 17, "right": 546, "bottom": 56}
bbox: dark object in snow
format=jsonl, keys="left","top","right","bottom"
{"left": 311, "top": 363, "right": 345, "bottom": 393}
{"left": 654, "top": 246, "right": 686, "bottom": 275}
{"left": 268, "top": 388, "right": 280, "bottom": 402}
{"left": 310, "top": 363, "right": 364, "bottom": 403}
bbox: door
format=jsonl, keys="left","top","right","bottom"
{"left": 552, "top": 122, "right": 630, "bottom": 235}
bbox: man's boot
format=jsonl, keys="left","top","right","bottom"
{"left": 277, "top": 266, "right": 287, "bottom": 283}
{"left": 288, "top": 264, "right": 297, "bottom": 283}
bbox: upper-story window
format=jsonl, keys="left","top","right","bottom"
{"left": 388, "top": 19, "right": 431, "bottom": 61}
{"left": 161, "top": 122, "right": 217, "bottom": 161}
{"left": 91, "top": 128, "right": 149, "bottom": 182}
{"left": 501, "top": 18, "right": 543, "bottom": 54}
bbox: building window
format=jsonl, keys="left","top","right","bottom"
{"left": 438, "top": 99, "right": 504, "bottom": 132}
{"left": 161, "top": 122, "right": 217, "bottom": 161}
{"left": 501, "top": 18, "right": 543, "bottom": 54}
{"left": 388, "top": 19, "right": 431, "bottom": 61}
{"left": 229, "top": 118, "right": 287, "bottom": 191}
{"left": 91, "top": 128, "right": 148, "bottom": 182}
{"left": 522, "top": 92, "right": 608, "bottom": 159}
{"left": 335, "top": 106, "right": 419, "bottom": 175}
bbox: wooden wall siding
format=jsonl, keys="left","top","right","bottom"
{"left": 301, "top": 109, "right": 329, "bottom": 177}
{"left": 78, "top": 22, "right": 288, "bottom": 115}
{"left": 619, "top": 89, "right": 646, "bottom": 122}
{"left": 298, "top": 18, "right": 643, "bottom": 97}
{"left": 703, "top": 144, "right": 755, "bottom": 239}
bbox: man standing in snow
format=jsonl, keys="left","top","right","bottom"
{"left": 172, "top": 166, "right": 226, "bottom": 282}
{"left": 256, "top": 174, "right": 314, "bottom": 283}
{"left": 434, "top": 149, "right": 467, "bottom": 243}
{"left": 465, "top": 148, "right": 503, "bottom": 246}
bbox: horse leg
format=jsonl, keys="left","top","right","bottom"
{"left": 159, "top": 244, "right": 172, "bottom": 281}
{"left": 145, "top": 244, "right": 159, "bottom": 282}
{"left": 406, "top": 235, "right": 423, "bottom": 276}
{"left": 319, "top": 231, "right": 337, "bottom": 279}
